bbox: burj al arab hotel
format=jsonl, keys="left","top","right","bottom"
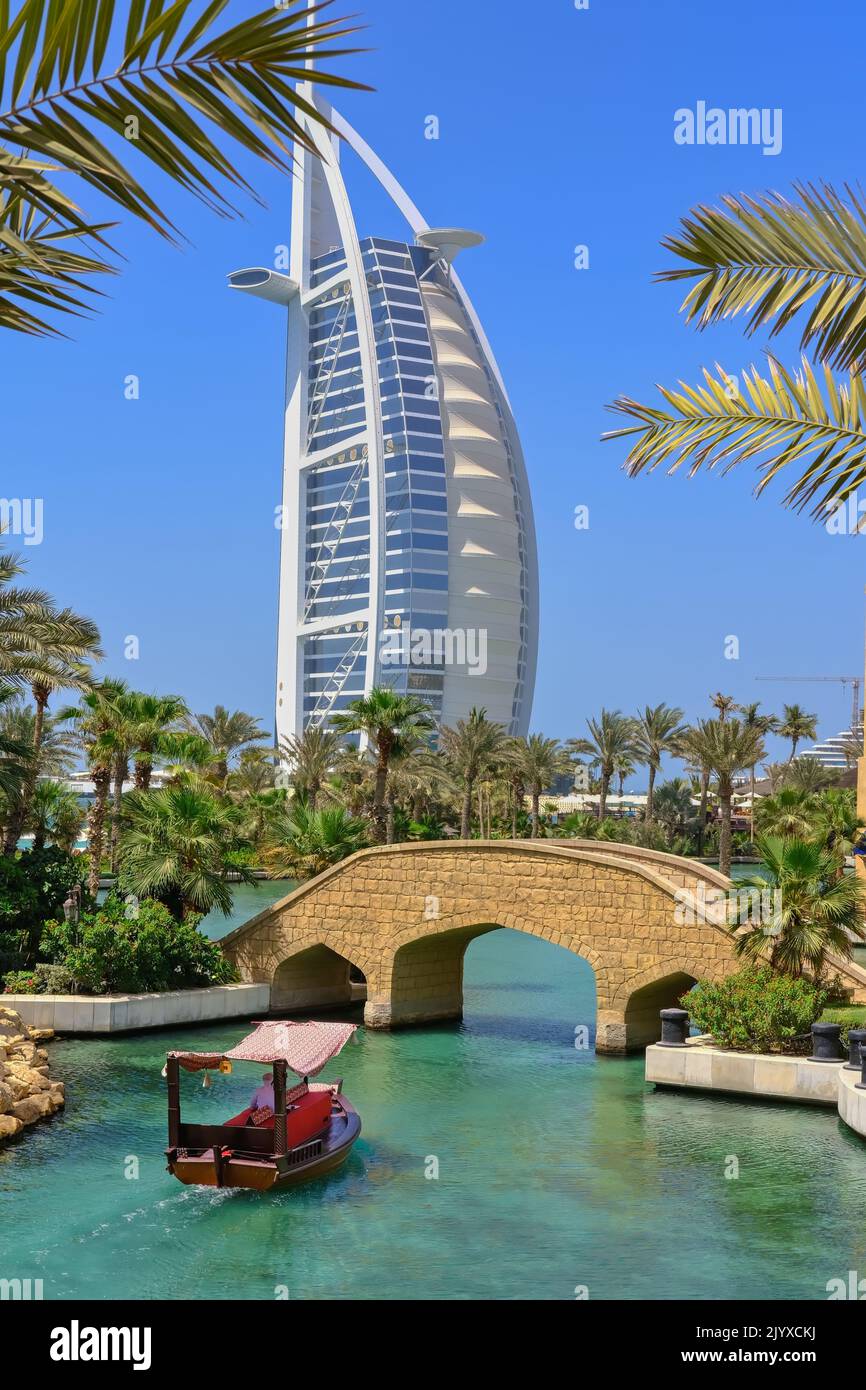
{"left": 229, "top": 87, "right": 538, "bottom": 745}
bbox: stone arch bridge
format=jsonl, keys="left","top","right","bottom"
{"left": 221, "top": 840, "right": 866, "bottom": 1054}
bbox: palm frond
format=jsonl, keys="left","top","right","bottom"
{"left": 604, "top": 355, "right": 866, "bottom": 518}
{"left": 0, "top": 0, "right": 370, "bottom": 333}
{"left": 0, "top": 184, "right": 115, "bottom": 334}
{"left": 660, "top": 182, "right": 866, "bottom": 371}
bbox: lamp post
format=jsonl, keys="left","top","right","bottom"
{"left": 62, "top": 883, "right": 83, "bottom": 994}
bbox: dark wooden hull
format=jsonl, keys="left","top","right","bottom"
{"left": 166, "top": 1096, "right": 361, "bottom": 1192}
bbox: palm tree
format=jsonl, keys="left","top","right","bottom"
{"left": 679, "top": 719, "right": 766, "bottom": 876}
{"left": 25, "top": 780, "right": 84, "bottom": 852}
{"left": 278, "top": 726, "right": 341, "bottom": 811}
{"left": 633, "top": 703, "right": 685, "bottom": 822}
{"left": 126, "top": 692, "right": 189, "bottom": 789}
{"left": 814, "top": 788, "right": 863, "bottom": 868}
{"left": 262, "top": 802, "right": 368, "bottom": 881}
{"left": 18, "top": 602, "right": 101, "bottom": 764}
{"left": 754, "top": 787, "right": 819, "bottom": 840}
{"left": 786, "top": 757, "right": 838, "bottom": 793}
{"left": 613, "top": 752, "right": 635, "bottom": 798}
{"left": 677, "top": 727, "right": 714, "bottom": 853}
{"left": 737, "top": 702, "right": 779, "bottom": 839}
{"left": 0, "top": 699, "right": 78, "bottom": 777}
{"left": 506, "top": 734, "right": 568, "bottom": 838}
{"left": 330, "top": 688, "right": 436, "bottom": 842}
{"left": 777, "top": 704, "right": 819, "bottom": 762}
{"left": 0, "top": 545, "right": 101, "bottom": 844}
{"left": 326, "top": 745, "right": 373, "bottom": 819}
{"left": 0, "top": 684, "right": 30, "bottom": 808}
{"left": 604, "top": 182, "right": 866, "bottom": 520}
{"left": 119, "top": 785, "right": 253, "bottom": 920}
{"left": 0, "top": 2, "right": 367, "bottom": 336}
{"left": 440, "top": 707, "right": 506, "bottom": 839}
{"left": 58, "top": 681, "right": 128, "bottom": 895}
{"left": 383, "top": 742, "right": 454, "bottom": 842}
{"left": 501, "top": 740, "right": 527, "bottom": 839}
{"left": 0, "top": 548, "right": 55, "bottom": 686}
{"left": 736, "top": 836, "right": 866, "bottom": 978}
{"left": 652, "top": 777, "right": 695, "bottom": 847}
{"left": 568, "top": 710, "right": 637, "bottom": 821}
{"left": 228, "top": 747, "right": 277, "bottom": 800}
{"left": 762, "top": 761, "right": 790, "bottom": 795}
{"left": 185, "top": 706, "right": 266, "bottom": 785}
{"left": 710, "top": 693, "right": 736, "bottom": 723}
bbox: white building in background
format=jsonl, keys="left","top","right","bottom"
{"left": 798, "top": 725, "right": 864, "bottom": 770}
{"left": 229, "top": 88, "right": 538, "bottom": 745}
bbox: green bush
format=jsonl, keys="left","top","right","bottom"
{"left": 684, "top": 966, "right": 828, "bottom": 1053}
{"left": 0, "top": 847, "right": 87, "bottom": 961}
{"left": 820, "top": 1006, "right": 866, "bottom": 1050}
{"left": 40, "top": 896, "right": 238, "bottom": 995}
{"left": 2, "top": 962, "right": 73, "bottom": 994}
{"left": 2, "top": 968, "right": 40, "bottom": 994}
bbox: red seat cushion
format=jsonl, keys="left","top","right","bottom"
{"left": 287, "top": 1089, "right": 332, "bottom": 1146}
{"left": 223, "top": 1090, "right": 331, "bottom": 1146}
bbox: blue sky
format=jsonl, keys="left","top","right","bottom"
{"left": 5, "top": 0, "right": 866, "bottom": 774}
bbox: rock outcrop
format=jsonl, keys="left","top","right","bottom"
{"left": 0, "top": 1005, "right": 64, "bottom": 1143}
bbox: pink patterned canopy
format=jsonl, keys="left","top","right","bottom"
{"left": 169, "top": 1020, "right": 358, "bottom": 1078}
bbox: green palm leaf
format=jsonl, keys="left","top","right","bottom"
{"left": 0, "top": 0, "right": 370, "bottom": 335}
{"left": 0, "top": 186, "right": 113, "bottom": 333}
{"left": 604, "top": 355, "right": 866, "bottom": 519}
{"left": 660, "top": 182, "right": 866, "bottom": 372}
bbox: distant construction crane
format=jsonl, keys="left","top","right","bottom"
{"left": 755, "top": 675, "right": 862, "bottom": 732}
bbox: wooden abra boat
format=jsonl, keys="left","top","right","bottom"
{"left": 164, "top": 1020, "right": 361, "bottom": 1192}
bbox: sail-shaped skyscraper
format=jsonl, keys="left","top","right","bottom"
{"left": 230, "top": 88, "right": 537, "bottom": 745}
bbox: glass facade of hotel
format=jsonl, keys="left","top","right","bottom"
{"left": 267, "top": 98, "right": 538, "bottom": 744}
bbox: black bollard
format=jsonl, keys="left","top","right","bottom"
{"left": 809, "top": 1021, "right": 843, "bottom": 1062}
{"left": 845, "top": 1028, "right": 866, "bottom": 1071}
{"left": 659, "top": 1008, "right": 689, "bottom": 1047}
{"left": 858, "top": 1047, "right": 866, "bottom": 1091}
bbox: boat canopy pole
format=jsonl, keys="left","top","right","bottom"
{"left": 166, "top": 1056, "right": 180, "bottom": 1149}
{"left": 272, "top": 1059, "right": 288, "bottom": 1156}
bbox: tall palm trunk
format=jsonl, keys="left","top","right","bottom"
{"left": 697, "top": 770, "right": 709, "bottom": 854}
{"left": 135, "top": 755, "right": 152, "bottom": 790}
{"left": 718, "top": 776, "right": 733, "bottom": 877}
{"left": 531, "top": 788, "right": 540, "bottom": 838}
{"left": 87, "top": 766, "right": 111, "bottom": 897}
{"left": 460, "top": 781, "right": 473, "bottom": 839}
{"left": 372, "top": 746, "right": 389, "bottom": 843}
{"left": 110, "top": 754, "right": 127, "bottom": 874}
{"left": 5, "top": 682, "right": 50, "bottom": 851}
{"left": 646, "top": 764, "right": 656, "bottom": 822}
{"left": 599, "top": 773, "right": 610, "bottom": 821}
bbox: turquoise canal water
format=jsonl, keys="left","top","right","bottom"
{"left": 3, "top": 929, "right": 866, "bottom": 1301}
{"left": 199, "top": 879, "right": 294, "bottom": 939}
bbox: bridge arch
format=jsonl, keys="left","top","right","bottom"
{"left": 222, "top": 841, "right": 746, "bottom": 1053}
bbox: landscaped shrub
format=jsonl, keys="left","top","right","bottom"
{"left": 0, "top": 847, "right": 87, "bottom": 960}
{"left": 40, "top": 896, "right": 238, "bottom": 995}
{"left": 3, "top": 969, "right": 40, "bottom": 994}
{"left": 683, "top": 966, "right": 828, "bottom": 1053}
{"left": 820, "top": 1006, "right": 866, "bottom": 1051}
{"left": 2, "top": 963, "right": 73, "bottom": 994}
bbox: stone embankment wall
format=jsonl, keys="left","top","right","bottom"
{"left": 0, "top": 1004, "right": 64, "bottom": 1144}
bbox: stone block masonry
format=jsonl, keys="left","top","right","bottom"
{"left": 221, "top": 840, "right": 793, "bottom": 1054}
{"left": 0, "top": 1004, "right": 64, "bottom": 1145}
